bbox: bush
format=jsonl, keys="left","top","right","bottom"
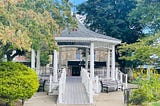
{"left": 130, "top": 69, "right": 160, "bottom": 105}
{"left": 0, "top": 62, "right": 39, "bottom": 106}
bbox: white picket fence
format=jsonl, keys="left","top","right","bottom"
{"left": 58, "top": 68, "right": 66, "bottom": 103}
{"left": 81, "top": 68, "right": 93, "bottom": 104}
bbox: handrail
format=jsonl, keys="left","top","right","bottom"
{"left": 116, "top": 68, "right": 128, "bottom": 89}
{"left": 92, "top": 67, "right": 128, "bottom": 90}
{"left": 94, "top": 76, "right": 100, "bottom": 93}
{"left": 81, "top": 68, "right": 93, "bottom": 104}
{"left": 58, "top": 68, "right": 66, "bottom": 103}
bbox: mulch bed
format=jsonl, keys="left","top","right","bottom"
{"left": 0, "top": 101, "right": 22, "bottom": 106}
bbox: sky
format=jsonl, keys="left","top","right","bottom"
{"left": 69, "top": 0, "right": 86, "bottom": 5}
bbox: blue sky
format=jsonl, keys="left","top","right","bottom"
{"left": 69, "top": 0, "right": 86, "bottom": 5}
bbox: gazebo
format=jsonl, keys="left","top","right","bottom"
{"left": 31, "top": 14, "right": 127, "bottom": 104}
{"left": 47, "top": 15, "right": 127, "bottom": 104}
{"left": 53, "top": 14, "right": 121, "bottom": 82}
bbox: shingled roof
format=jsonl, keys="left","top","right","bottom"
{"left": 60, "top": 14, "right": 121, "bottom": 42}
{"left": 55, "top": 14, "right": 121, "bottom": 47}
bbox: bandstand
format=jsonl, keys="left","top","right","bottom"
{"left": 33, "top": 14, "right": 128, "bottom": 104}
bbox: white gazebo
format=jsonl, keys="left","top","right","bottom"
{"left": 54, "top": 14, "right": 121, "bottom": 82}
{"left": 34, "top": 14, "right": 127, "bottom": 104}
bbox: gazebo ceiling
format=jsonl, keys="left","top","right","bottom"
{"left": 55, "top": 14, "right": 121, "bottom": 48}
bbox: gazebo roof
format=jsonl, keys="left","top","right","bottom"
{"left": 55, "top": 14, "right": 121, "bottom": 48}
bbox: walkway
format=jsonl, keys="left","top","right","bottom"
{"left": 24, "top": 91, "right": 125, "bottom": 106}
{"left": 64, "top": 76, "right": 89, "bottom": 104}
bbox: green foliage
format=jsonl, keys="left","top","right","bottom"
{"left": 150, "top": 101, "right": 160, "bottom": 106}
{"left": 130, "top": 89, "right": 151, "bottom": 105}
{"left": 0, "top": 0, "right": 76, "bottom": 61}
{"left": 119, "top": 32, "right": 160, "bottom": 64}
{"left": 77, "top": 0, "right": 143, "bottom": 43}
{"left": 40, "top": 51, "right": 50, "bottom": 66}
{"left": 130, "top": 69, "right": 160, "bottom": 105}
{"left": 0, "top": 62, "right": 39, "bottom": 106}
{"left": 129, "top": 0, "right": 160, "bottom": 34}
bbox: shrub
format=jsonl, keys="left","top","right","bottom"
{"left": 0, "top": 62, "right": 39, "bottom": 106}
{"left": 130, "top": 69, "right": 160, "bottom": 105}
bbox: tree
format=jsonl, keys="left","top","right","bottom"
{"left": 0, "top": 0, "right": 32, "bottom": 50}
{"left": 77, "top": 0, "right": 144, "bottom": 70}
{"left": 118, "top": 0, "right": 160, "bottom": 67}
{"left": 119, "top": 32, "right": 160, "bottom": 66}
{"left": 40, "top": 51, "right": 50, "bottom": 66}
{"left": 0, "top": 62, "right": 39, "bottom": 106}
{"left": 0, "top": 0, "right": 76, "bottom": 61}
{"left": 129, "top": 0, "right": 160, "bottom": 34}
{"left": 77, "top": 0, "right": 143, "bottom": 43}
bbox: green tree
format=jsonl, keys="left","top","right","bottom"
{"left": 0, "top": 0, "right": 76, "bottom": 61}
{"left": 77, "top": 0, "right": 143, "bottom": 43}
{"left": 40, "top": 51, "right": 50, "bottom": 66}
{"left": 119, "top": 0, "right": 160, "bottom": 67}
{"left": 77, "top": 0, "right": 144, "bottom": 70}
{"left": 119, "top": 32, "right": 160, "bottom": 66}
{"left": 129, "top": 0, "right": 160, "bottom": 34}
{"left": 0, "top": 62, "right": 39, "bottom": 106}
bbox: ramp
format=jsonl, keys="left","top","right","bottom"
{"left": 64, "top": 76, "right": 89, "bottom": 104}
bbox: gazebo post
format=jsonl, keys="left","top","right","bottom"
{"left": 85, "top": 48, "right": 89, "bottom": 70}
{"left": 58, "top": 48, "right": 61, "bottom": 69}
{"left": 36, "top": 49, "right": 40, "bottom": 75}
{"left": 53, "top": 50, "right": 58, "bottom": 82}
{"left": 107, "top": 49, "right": 111, "bottom": 79}
{"left": 111, "top": 45, "right": 116, "bottom": 80}
{"left": 90, "top": 42, "right": 94, "bottom": 79}
{"left": 31, "top": 49, "right": 36, "bottom": 70}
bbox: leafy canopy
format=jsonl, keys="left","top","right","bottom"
{"left": 0, "top": 0, "right": 76, "bottom": 61}
{"left": 0, "top": 0, "right": 76, "bottom": 51}
{"left": 119, "top": 32, "right": 160, "bottom": 64}
{"left": 119, "top": 0, "right": 160, "bottom": 66}
{"left": 77, "top": 0, "right": 142, "bottom": 43}
{"left": 129, "top": 0, "right": 160, "bottom": 34}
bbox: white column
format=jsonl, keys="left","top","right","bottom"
{"left": 58, "top": 48, "right": 61, "bottom": 69}
{"left": 85, "top": 48, "right": 89, "bottom": 69}
{"left": 111, "top": 45, "right": 116, "bottom": 80}
{"left": 31, "top": 49, "right": 35, "bottom": 69}
{"left": 36, "top": 49, "right": 40, "bottom": 75}
{"left": 53, "top": 50, "right": 58, "bottom": 82}
{"left": 107, "top": 49, "right": 111, "bottom": 79}
{"left": 90, "top": 42, "right": 94, "bottom": 79}
{"left": 49, "top": 74, "right": 52, "bottom": 92}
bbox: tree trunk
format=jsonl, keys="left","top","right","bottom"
{"left": 22, "top": 99, "right": 25, "bottom": 106}
{"left": 6, "top": 101, "right": 12, "bottom": 106}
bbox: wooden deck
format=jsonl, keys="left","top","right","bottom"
{"left": 64, "top": 76, "right": 89, "bottom": 104}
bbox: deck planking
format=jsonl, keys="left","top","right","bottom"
{"left": 64, "top": 76, "right": 89, "bottom": 104}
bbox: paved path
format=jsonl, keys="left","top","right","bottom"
{"left": 24, "top": 91, "right": 125, "bottom": 106}
{"left": 64, "top": 77, "right": 89, "bottom": 104}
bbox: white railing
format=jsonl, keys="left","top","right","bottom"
{"left": 58, "top": 68, "right": 66, "bottom": 104}
{"left": 94, "top": 67, "right": 128, "bottom": 90}
{"left": 93, "top": 76, "right": 100, "bottom": 93}
{"left": 115, "top": 68, "right": 128, "bottom": 89}
{"left": 81, "top": 68, "right": 93, "bottom": 104}
{"left": 94, "top": 67, "right": 107, "bottom": 79}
